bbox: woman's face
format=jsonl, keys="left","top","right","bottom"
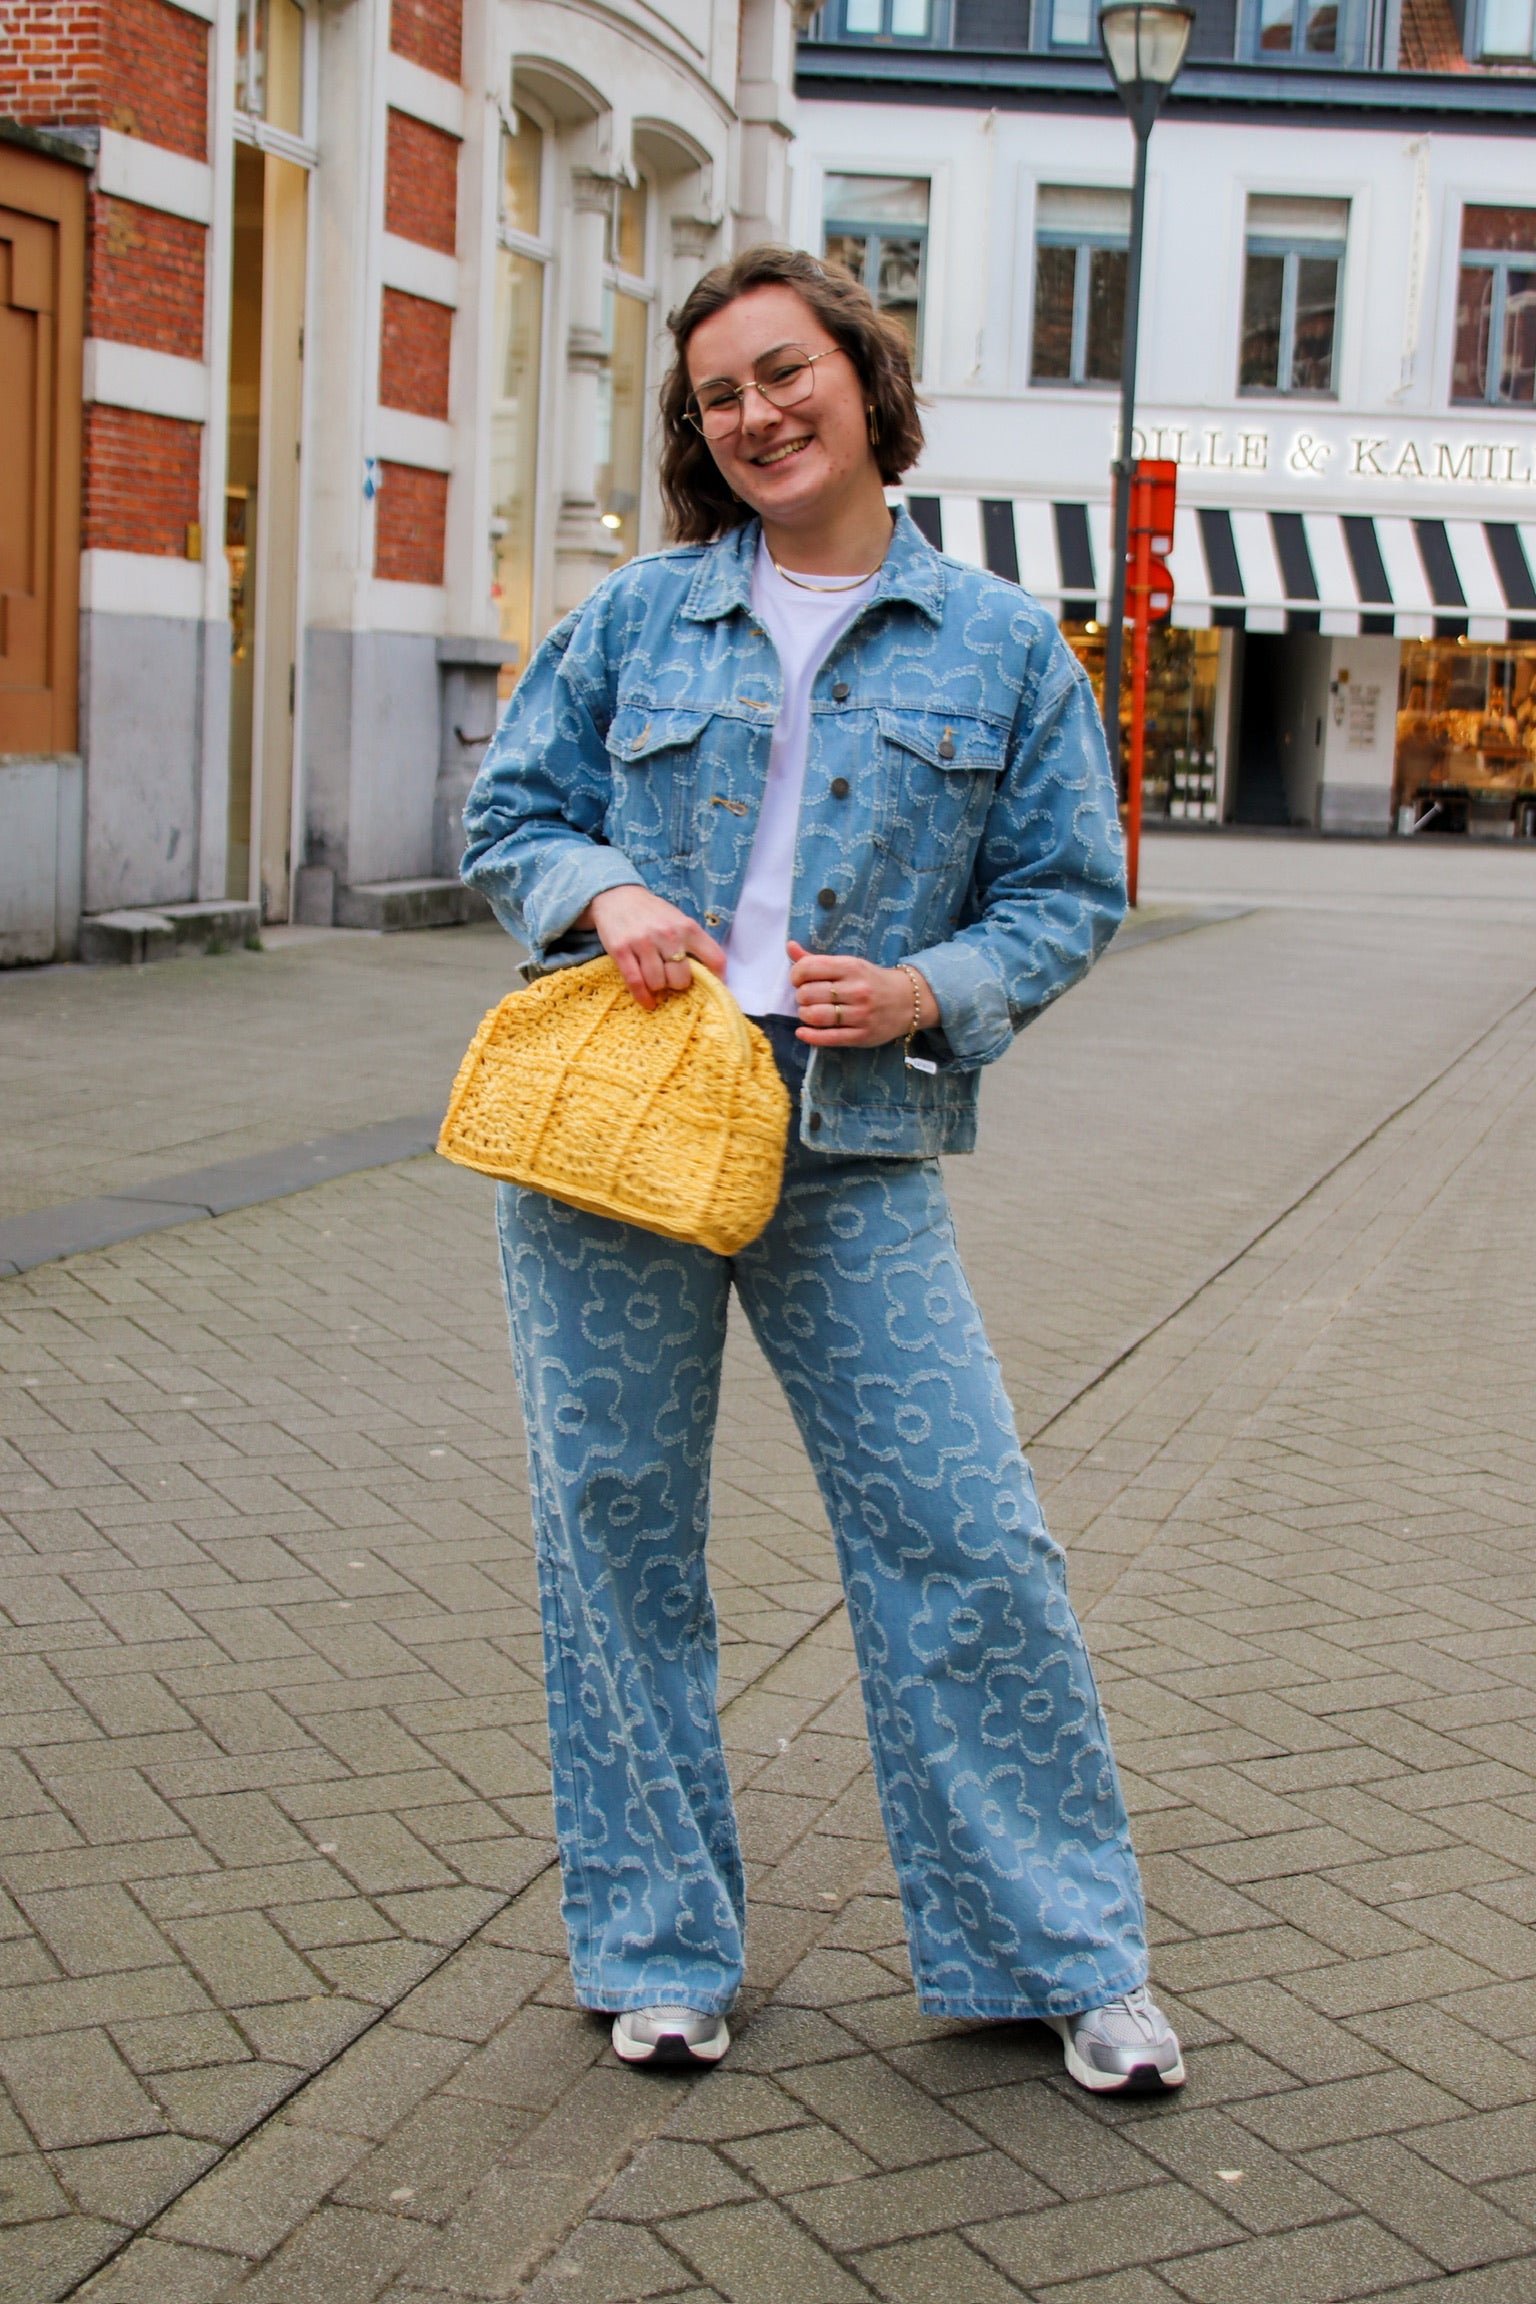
{"left": 685, "top": 284, "right": 877, "bottom": 532}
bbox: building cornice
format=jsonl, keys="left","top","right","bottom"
{"left": 795, "top": 47, "right": 1536, "bottom": 129}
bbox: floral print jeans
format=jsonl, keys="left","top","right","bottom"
{"left": 495, "top": 1021, "right": 1149, "bottom": 2021}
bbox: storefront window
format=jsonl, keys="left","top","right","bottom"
{"left": 1396, "top": 639, "right": 1536, "bottom": 837}
{"left": 596, "top": 288, "right": 648, "bottom": 564}
{"left": 1031, "top": 187, "right": 1129, "bottom": 387}
{"left": 491, "top": 109, "right": 549, "bottom": 689}
{"left": 1062, "top": 624, "right": 1224, "bottom": 819}
{"left": 824, "top": 176, "right": 929, "bottom": 372}
{"left": 1452, "top": 207, "right": 1536, "bottom": 406}
{"left": 490, "top": 252, "right": 543, "bottom": 681}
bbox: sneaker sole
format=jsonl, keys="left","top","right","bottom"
{"left": 1060, "top": 2035, "right": 1186, "bottom": 2094}
{"left": 611, "top": 2019, "right": 730, "bottom": 2068}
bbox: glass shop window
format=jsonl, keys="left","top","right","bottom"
{"left": 1239, "top": 195, "right": 1348, "bottom": 396}
{"left": 1030, "top": 186, "right": 1130, "bottom": 388}
{"left": 491, "top": 108, "right": 551, "bottom": 685}
{"left": 1452, "top": 207, "right": 1536, "bottom": 407}
{"left": 823, "top": 175, "right": 929, "bottom": 371}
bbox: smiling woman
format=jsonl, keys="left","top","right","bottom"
{"left": 461, "top": 243, "right": 1183, "bottom": 2097}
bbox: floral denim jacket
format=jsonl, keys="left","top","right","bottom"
{"left": 461, "top": 506, "right": 1125, "bottom": 1158}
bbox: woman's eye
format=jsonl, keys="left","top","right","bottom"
{"left": 700, "top": 389, "right": 738, "bottom": 412}
{"left": 764, "top": 361, "right": 805, "bottom": 387}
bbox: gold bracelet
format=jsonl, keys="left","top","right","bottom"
{"left": 895, "top": 964, "right": 936, "bottom": 1072}
{"left": 895, "top": 962, "right": 924, "bottom": 1043}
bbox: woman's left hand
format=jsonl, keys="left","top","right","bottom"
{"left": 787, "top": 941, "right": 941, "bottom": 1048}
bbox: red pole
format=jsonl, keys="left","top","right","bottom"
{"left": 1127, "top": 518, "right": 1150, "bottom": 910}
{"left": 1121, "top": 458, "right": 1177, "bottom": 914}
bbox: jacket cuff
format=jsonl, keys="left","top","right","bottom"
{"left": 904, "top": 940, "right": 1013, "bottom": 1068}
{"left": 521, "top": 848, "right": 647, "bottom": 954}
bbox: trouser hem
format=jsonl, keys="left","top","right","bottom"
{"left": 574, "top": 1983, "right": 740, "bottom": 2018}
{"left": 913, "top": 1963, "right": 1150, "bottom": 2024}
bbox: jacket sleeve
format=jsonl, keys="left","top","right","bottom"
{"left": 902, "top": 632, "right": 1127, "bottom": 1069}
{"left": 459, "top": 598, "right": 646, "bottom": 957}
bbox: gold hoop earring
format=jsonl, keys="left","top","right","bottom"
{"left": 867, "top": 404, "right": 881, "bottom": 447}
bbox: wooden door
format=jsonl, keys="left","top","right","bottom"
{"left": 0, "top": 147, "right": 83, "bottom": 754}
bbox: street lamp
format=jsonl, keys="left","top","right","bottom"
{"left": 1096, "top": 0, "right": 1194, "bottom": 802}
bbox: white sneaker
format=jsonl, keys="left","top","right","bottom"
{"left": 1048, "top": 1987, "right": 1185, "bottom": 2094}
{"left": 611, "top": 2006, "right": 731, "bottom": 2067}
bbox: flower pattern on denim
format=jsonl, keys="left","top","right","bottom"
{"left": 497, "top": 1043, "right": 1148, "bottom": 2022}
{"left": 463, "top": 509, "right": 1126, "bottom": 1160}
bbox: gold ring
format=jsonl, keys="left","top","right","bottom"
{"left": 831, "top": 994, "right": 843, "bottom": 1021}
{"left": 665, "top": 949, "right": 687, "bottom": 963}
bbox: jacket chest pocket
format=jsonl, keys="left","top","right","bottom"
{"left": 873, "top": 709, "right": 1004, "bottom": 874}
{"left": 604, "top": 706, "right": 715, "bottom": 859}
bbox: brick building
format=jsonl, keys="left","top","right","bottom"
{"left": 1, "top": 0, "right": 802, "bottom": 961}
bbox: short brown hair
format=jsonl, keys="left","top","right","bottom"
{"left": 658, "top": 244, "right": 925, "bottom": 545}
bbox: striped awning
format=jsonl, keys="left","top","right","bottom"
{"left": 903, "top": 495, "right": 1536, "bottom": 641}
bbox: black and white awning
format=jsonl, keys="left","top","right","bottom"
{"left": 903, "top": 495, "right": 1536, "bottom": 641}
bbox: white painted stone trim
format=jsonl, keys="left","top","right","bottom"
{"left": 163, "top": 0, "right": 215, "bottom": 18}
{"left": 384, "top": 50, "right": 465, "bottom": 139}
{"left": 376, "top": 408, "right": 454, "bottom": 473}
{"left": 368, "top": 579, "right": 448, "bottom": 634}
{"left": 97, "top": 130, "right": 214, "bottom": 225}
{"left": 380, "top": 232, "right": 459, "bottom": 309}
{"left": 80, "top": 551, "right": 206, "bottom": 621}
{"left": 83, "top": 340, "right": 211, "bottom": 422}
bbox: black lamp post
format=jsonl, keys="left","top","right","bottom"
{"left": 1096, "top": 0, "right": 1194, "bottom": 793}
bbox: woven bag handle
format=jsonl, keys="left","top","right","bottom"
{"left": 686, "top": 959, "right": 755, "bottom": 1065}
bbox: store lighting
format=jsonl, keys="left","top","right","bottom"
{"left": 601, "top": 513, "right": 623, "bottom": 531}
{"left": 1086, "top": 619, "right": 1101, "bottom": 634}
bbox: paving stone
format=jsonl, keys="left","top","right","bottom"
{"left": 156, "top": 2121, "right": 371, "bottom": 2257}
{"left": 0, "top": 2212, "right": 127, "bottom": 2304}
{"left": 777, "top": 2055, "right": 984, "bottom": 2170}
{"left": 0, "top": 2026, "right": 166, "bottom": 2148}
{"left": 1159, "top": 2214, "right": 1435, "bottom": 2303}
{"left": 793, "top": 2149, "right": 1054, "bottom": 2250}
{"left": 950, "top": 2084, "right": 1162, "bottom": 2198}
{"left": 663, "top": 2196, "right": 874, "bottom": 2302}
{"left": 68, "top": 2236, "right": 242, "bottom": 2303}
{"left": 969, "top": 2182, "right": 1240, "bottom": 2287}
{"left": 521, "top": 2219, "right": 699, "bottom": 2301}
{"left": 851, "top": 2229, "right": 1028, "bottom": 2303}
{"left": 595, "top": 2140, "right": 756, "bottom": 2221}
{"left": 332, "top": 2093, "right": 533, "bottom": 2220}
{"left": 1302, "top": 2136, "right": 1533, "bottom": 2272}
{"left": 206, "top": 2201, "right": 425, "bottom": 2304}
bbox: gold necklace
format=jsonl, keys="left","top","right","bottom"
{"left": 767, "top": 553, "right": 879, "bottom": 595}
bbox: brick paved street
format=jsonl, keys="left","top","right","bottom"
{"left": 2, "top": 839, "right": 1535, "bottom": 2302}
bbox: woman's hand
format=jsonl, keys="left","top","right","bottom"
{"left": 788, "top": 941, "right": 940, "bottom": 1048}
{"left": 582, "top": 888, "right": 728, "bottom": 1012}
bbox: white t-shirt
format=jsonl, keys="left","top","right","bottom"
{"left": 721, "top": 543, "right": 878, "bottom": 1019}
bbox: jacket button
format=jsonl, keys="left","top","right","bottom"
{"left": 808, "top": 1112, "right": 823, "bottom": 1133}
{"left": 937, "top": 731, "right": 956, "bottom": 761}
{"left": 831, "top": 681, "right": 850, "bottom": 701}
{"left": 830, "top": 777, "right": 850, "bottom": 799}
{"left": 816, "top": 888, "right": 837, "bottom": 909}
{"left": 704, "top": 911, "right": 722, "bottom": 927}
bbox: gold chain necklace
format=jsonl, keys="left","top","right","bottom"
{"left": 767, "top": 553, "right": 879, "bottom": 595}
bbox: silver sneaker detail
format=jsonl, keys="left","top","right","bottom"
{"left": 1047, "top": 1987, "right": 1185, "bottom": 2093}
{"left": 611, "top": 2007, "right": 731, "bottom": 2067}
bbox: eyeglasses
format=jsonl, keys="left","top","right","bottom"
{"left": 685, "top": 344, "right": 846, "bottom": 440}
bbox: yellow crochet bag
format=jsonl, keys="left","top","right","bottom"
{"left": 437, "top": 956, "right": 790, "bottom": 1256}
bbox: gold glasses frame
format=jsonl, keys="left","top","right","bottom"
{"left": 685, "top": 343, "right": 847, "bottom": 440}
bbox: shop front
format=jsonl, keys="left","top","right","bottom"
{"left": 1396, "top": 637, "right": 1536, "bottom": 838}
{"left": 901, "top": 486, "right": 1536, "bottom": 841}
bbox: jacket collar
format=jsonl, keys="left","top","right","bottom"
{"left": 680, "top": 504, "right": 946, "bottom": 627}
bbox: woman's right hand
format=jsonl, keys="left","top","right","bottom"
{"left": 582, "top": 887, "right": 728, "bottom": 1012}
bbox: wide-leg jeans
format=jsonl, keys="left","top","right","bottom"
{"left": 495, "top": 1023, "right": 1149, "bottom": 2021}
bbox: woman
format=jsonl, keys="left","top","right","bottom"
{"left": 462, "top": 246, "right": 1182, "bottom": 2095}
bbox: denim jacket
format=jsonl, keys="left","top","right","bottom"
{"left": 461, "top": 507, "right": 1125, "bottom": 1158}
